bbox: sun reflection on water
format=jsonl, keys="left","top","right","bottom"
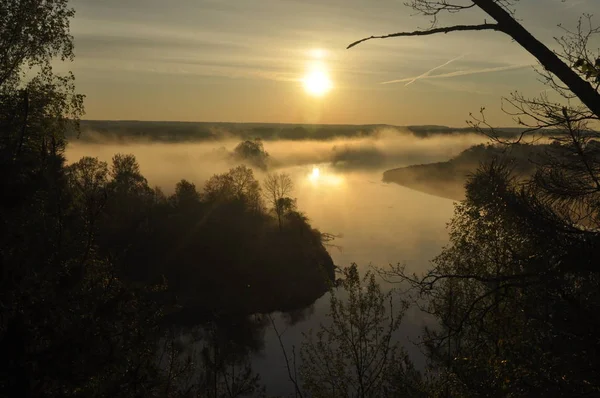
{"left": 307, "top": 165, "right": 343, "bottom": 186}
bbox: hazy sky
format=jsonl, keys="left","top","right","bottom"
{"left": 63, "top": 0, "right": 597, "bottom": 125}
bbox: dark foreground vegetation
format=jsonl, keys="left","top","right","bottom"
{"left": 351, "top": 0, "right": 600, "bottom": 396}
{"left": 0, "top": 2, "right": 335, "bottom": 396}
{"left": 3, "top": 0, "right": 600, "bottom": 397}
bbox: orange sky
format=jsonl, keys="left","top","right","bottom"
{"left": 60, "top": 0, "right": 597, "bottom": 126}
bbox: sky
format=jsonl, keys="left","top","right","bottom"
{"left": 61, "top": 0, "right": 597, "bottom": 126}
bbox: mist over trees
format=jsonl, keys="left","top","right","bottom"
{"left": 348, "top": 0, "right": 600, "bottom": 396}
{"left": 0, "top": 2, "right": 336, "bottom": 396}
{"left": 383, "top": 142, "right": 543, "bottom": 200}
{"left": 232, "top": 139, "right": 270, "bottom": 170}
{"left": 3, "top": 0, "right": 600, "bottom": 396}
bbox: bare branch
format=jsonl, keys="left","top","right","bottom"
{"left": 347, "top": 23, "right": 502, "bottom": 49}
{"left": 268, "top": 315, "right": 305, "bottom": 398}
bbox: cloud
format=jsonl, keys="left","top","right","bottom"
{"left": 381, "top": 64, "right": 532, "bottom": 85}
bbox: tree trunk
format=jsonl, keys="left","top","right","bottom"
{"left": 474, "top": 0, "right": 600, "bottom": 118}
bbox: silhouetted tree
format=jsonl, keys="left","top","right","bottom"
{"left": 301, "top": 265, "right": 424, "bottom": 398}
{"left": 203, "top": 165, "right": 264, "bottom": 212}
{"left": 232, "top": 139, "right": 269, "bottom": 170}
{"left": 172, "top": 179, "right": 201, "bottom": 208}
{"left": 263, "top": 172, "right": 294, "bottom": 230}
{"left": 0, "top": 0, "right": 75, "bottom": 88}
{"left": 385, "top": 161, "right": 600, "bottom": 396}
{"left": 354, "top": 3, "right": 600, "bottom": 396}
{"left": 0, "top": 3, "right": 178, "bottom": 395}
{"left": 348, "top": 0, "right": 600, "bottom": 119}
{"left": 379, "top": 34, "right": 600, "bottom": 398}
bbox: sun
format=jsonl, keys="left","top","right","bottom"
{"left": 303, "top": 68, "right": 332, "bottom": 97}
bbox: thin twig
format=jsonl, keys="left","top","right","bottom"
{"left": 267, "top": 314, "right": 304, "bottom": 398}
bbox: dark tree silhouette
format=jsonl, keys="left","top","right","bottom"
{"left": 348, "top": 0, "right": 600, "bottom": 119}
{"left": 345, "top": 2, "right": 600, "bottom": 396}
{"left": 263, "top": 172, "right": 294, "bottom": 230}
{"left": 1, "top": 2, "right": 338, "bottom": 396}
{"left": 301, "top": 265, "right": 425, "bottom": 398}
{"left": 232, "top": 139, "right": 270, "bottom": 170}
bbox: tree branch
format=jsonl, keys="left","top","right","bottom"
{"left": 267, "top": 315, "right": 304, "bottom": 398}
{"left": 347, "top": 23, "right": 502, "bottom": 49}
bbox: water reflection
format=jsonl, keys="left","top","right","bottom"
{"left": 65, "top": 139, "right": 459, "bottom": 396}
{"left": 307, "top": 164, "right": 344, "bottom": 186}
{"left": 254, "top": 167, "right": 455, "bottom": 396}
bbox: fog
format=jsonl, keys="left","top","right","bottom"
{"left": 67, "top": 127, "right": 487, "bottom": 188}
{"left": 65, "top": 128, "right": 486, "bottom": 272}
{"left": 65, "top": 129, "right": 487, "bottom": 396}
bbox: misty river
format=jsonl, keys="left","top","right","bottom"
{"left": 253, "top": 165, "right": 455, "bottom": 395}
{"left": 66, "top": 131, "right": 480, "bottom": 395}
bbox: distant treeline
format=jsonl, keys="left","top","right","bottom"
{"left": 72, "top": 120, "right": 529, "bottom": 142}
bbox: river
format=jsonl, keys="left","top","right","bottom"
{"left": 253, "top": 164, "right": 456, "bottom": 396}
{"left": 66, "top": 134, "right": 470, "bottom": 396}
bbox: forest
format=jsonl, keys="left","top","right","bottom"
{"left": 2, "top": 0, "right": 600, "bottom": 397}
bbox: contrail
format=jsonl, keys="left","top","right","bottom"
{"left": 381, "top": 63, "right": 531, "bottom": 85}
{"left": 563, "top": 0, "right": 588, "bottom": 9}
{"left": 402, "top": 54, "right": 466, "bottom": 86}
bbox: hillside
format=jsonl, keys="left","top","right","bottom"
{"left": 383, "top": 143, "right": 543, "bottom": 201}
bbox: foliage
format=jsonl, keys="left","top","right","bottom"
{"left": 263, "top": 172, "right": 294, "bottom": 230}
{"left": 377, "top": 13, "right": 600, "bottom": 398}
{"left": 0, "top": 1, "right": 336, "bottom": 395}
{"left": 301, "top": 265, "right": 424, "bottom": 398}
{"left": 203, "top": 165, "right": 264, "bottom": 212}
{"left": 0, "top": 0, "right": 75, "bottom": 88}
{"left": 355, "top": 2, "right": 600, "bottom": 397}
{"left": 383, "top": 143, "right": 542, "bottom": 200}
{"left": 232, "top": 139, "right": 269, "bottom": 170}
{"left": 395, "top": 160, "right": 600, "bottom": 397}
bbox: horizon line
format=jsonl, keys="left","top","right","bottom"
{"left": 80, "top": 119, "right": 527, "bottom": 130}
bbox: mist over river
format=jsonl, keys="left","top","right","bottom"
{"left": 253, "top": 167, "right": 456, "bottom": 395}
{"left": 66, "top": 130, "right": 480, "bottom": 395}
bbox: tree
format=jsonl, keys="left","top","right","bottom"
{"left": 67, "top": 157, "right": 109, "bottom": 219}
{"left": 0, "top": 4, "right": 181, "bottom": 394}
{"left": 0, "top": 0, "right": 83, "bottom": 178}
{"left": 385, "top": 160, "right": 600, "bottom": 396}
{"left": 172, "top": 179, "right": 201, "bottom": 208}
{"left": 379, "top": 48, "right": 600, "bottom": 395}
{"left": 0, "top": 0, "right": 75, "bottom": 88}
{"left": 301, "top": 265, "right": 423, "bottom": 398}
{"left": 263, "top": 173, "right": 294, "bottom": 230}
{"left": 109, "top": 153, "right": 149, "bottom": 195}
{"left": 66, "top": 156, "right": 110, "bottom": 268}
{"left": 348, "top": 0, "right": 600, "bottom": 119}
{"left": 232, "top": 139, "right": 270, "bottom": 170}
{"left": 0, "top": 2, "right": 87, "bottom": 393}
{"left": 203, "top": 165, "right": 264, "bottom": 212}
{"left": 352, "top": 2, "right": 600, "bottom": 396}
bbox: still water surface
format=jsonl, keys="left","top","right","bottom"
{"left": 66, "top": 139, "right": 463, "bottom": 396}
{"left": 254, "top": 165, "right": 456, "bottom": 396}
